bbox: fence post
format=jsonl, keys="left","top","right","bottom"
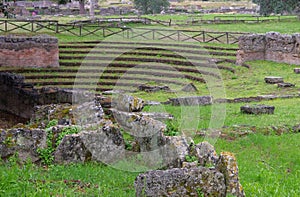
{"left": 31, "top": 21, "right": 34, "bottom": 32}
{"left": 226, "top": 32, "right": 229, "bottom": 44}
{"left": 103, "top": 27, "right": 105, "bottom": 37}
{"left": 5, "top": 20, "right": 7, "bottom": 32}
{"left": 152, "top": 29, "right": 155, "bottom": 40}
{"left": 55, "top": 22, "right": 59, "bottom": 33}
{"left": 169, "top": 19, "right": 171, "bottom": 26}
{"left": 202, "top": 31, "right": 205, "bottom": 42}
{"left": 79, "top": 25, "right": 82, "bottom": 36}
{"left": 177, "top": 31, "right": 180, "bottom": 41}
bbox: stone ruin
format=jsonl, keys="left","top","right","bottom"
{"left": 0, "top": 78, "right": 244, "bottom": 196}
{"left": 0, "top": 97, "right": 244, "bottom": 197}
{"left": 0, "top": 72, "right": 245, "bottom": 196}
{"left": 241, "top": 104, "right": 275, "bottom": 115}
{"left": 0, "top": 73, "right": 72, "bottom": 119}
{"left": 0, "top": 35, "right": 59, "bottom": 68}
{"left": 236, "top": 32, "right": 300, "bottom": 65}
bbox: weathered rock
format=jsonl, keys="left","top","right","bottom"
{"left": 135, "top": 167, "right": 226, "bottom": 197}
{"left": 277, "top": 82, "right": 295, "bottom": 88}
{"left": 145, "top": 100, "right": 161, "bottom": 106}
{"left": 54, "top": 134, "right": 91, "bottom": 164}
{"left": 264, "top": 76, "right": 284, "bottom": 84}
{"left": 217, "top": 152, "right": 245, "bottom": 197}
{"left": 72, "top": 101, "right": 104, "bottom": 128}
{"left": 181, "top": 83, "right": 198, "bottom": 92}
{"left": 162, "top": 136, "right": 191, "bottom": 168}
{"left": 31, "top": 104, "right": 73, "bottom": 128}
{"left": 139, "top": 112, "right": 174, "bottom": 121}
{"left": 294, "top": 68, "right": 300, "bottom": 74}
{"left": 112, "top": 94, "right": 144, "bottom": 112}
{"left": 110, "top": 109, "right": 166, "bottom": 152}
{"left": 138, "top": 84, "right": 171, "bottom": 92}
{"left": 169, "top": 96, "right": 212, "bottom": 106}
{"left": 191, "top": 141, "right": 219, "bottom": 167}
{"left": 241, "top": 104, "right": 275, "bottom": 114}
{"left": 80, "top": 123, "right": 125, "bottom": 164}
{"left": 0, "top": 128, "right": 46, "bottom": 162}
{"left": 0, "top": 35, "right": 59, "bottom": 67}
{"left": 292, "top": 124, "right": 300, "bottom": 132}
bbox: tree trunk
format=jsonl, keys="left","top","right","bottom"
{"left": 79, "top": 0, "right": 85, "bottom": 15}
{"left": 89, "top": 0, "right": 95, "bottom": 18}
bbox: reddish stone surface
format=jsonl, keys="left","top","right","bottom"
{"left": 0, "top": 35, "right": 59, "bottom": 67}
{"left": 0, "top": 47, "right": 59, "bottom": 67}
{"left": 236, "top": 32, "right": 300, "bottom": 65}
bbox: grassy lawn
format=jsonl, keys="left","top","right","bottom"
{"left": 1, "top": 132, "right": 299, "bottom": 196}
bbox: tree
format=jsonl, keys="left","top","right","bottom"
{"left": 79, "top": 0, "right": 86, "bottom": 15}
{"left": 134, "top": 0, "right": 170, "bottom": 14}
{"left": 253, "top": 0, "right": 299, "bottom": 16}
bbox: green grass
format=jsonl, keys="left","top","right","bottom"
{"left": 213, "top": 133, "right": 300, "bottom": 197}
{"left": 1, "top": 132, "right": 299, "bottom": 196}
{"left": 0, "top": 160, "right": 138, "bottom": 196}
{"left": 143, "top": 98, "right": 300, "bottom": 130}
{"left": 200, "top": 20, "right": 300, "bottom": 34}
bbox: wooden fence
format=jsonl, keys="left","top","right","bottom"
{"left": 148, "top": 15, "right": 298, "bottom": 26}
{"left": 118, "top": 28, "right": 246, "bottom": 44}
{"left": 0, "top": 20, "right": 247, "bottom": 44}
{"left": 0, "top": 19, "right": 125, "bottom": 37}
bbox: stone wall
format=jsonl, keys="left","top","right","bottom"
{"left": 0, "top": 35, "right": 59, "bottom": 67}
{"left": 236, "top": 32, "right": 300, "bottom": 65}
{"left": 0, "top": 73, "right": 72, "bottom": 119}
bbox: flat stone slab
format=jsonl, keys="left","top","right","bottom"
{"left": 241, "top": 104, "right": 275, "bottom": 114}
{"left": 138, "top": 84, "right": 170, "bottom": 92}
{"left": 277, "top": 82, "right": 295, "bottom": 88}
{"left": 294, "top": 68, "right": 300, "bottom": 74}
{"left": 169, "top": 96, "right": 212, "bottom": 106}
{"left": 135, "top": 167, "right": 226, "bottom": 197}
{"left": 264, "top": 76, "right": 284, "bottom": 84}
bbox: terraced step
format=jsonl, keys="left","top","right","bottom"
{"left": 0, "top": 40, "right": 240, "bottom": 92}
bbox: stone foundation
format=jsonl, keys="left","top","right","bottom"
{"left": 236, "top": 32, "right": 300, "bottom": 65}
{"left": 0, "top": 73, "right": 73, "bottom": 119}
{"left": 0, "top": 35, "right": 59, "bottom": 67}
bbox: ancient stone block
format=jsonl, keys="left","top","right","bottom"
{"left": 191, "top": 141, "right": 219, "bottom": 166}
{"left": 264, "top": 76, "right": 284, "bottom": 84}
{"left": 161, "top": 136, "right": 190, "bottom": 168}
{"left": 112, "top": 94, "right": 144, "bottom": 112}
{"left": 54, "top": 134, "right": 91, "bottom": 164}
{"left": 240, "top": 104, "right": 275, "bottom": 115}
{"left": 0, "top": 128, "right": 47, "bottom": 162}
{"left": 181, "top": 83, "right": 198, "bottom": 92}
{"left": 138, "top": 84, "right": 171, "bottom": 92}
{"left": 236, "top": 32, "right": 300, "bottom": 65}
{"left": 169, "top": 96, "right": 212, "bottom": 106}
{"left": 135, "top": 167, "right": 226, "bottom": 197}
{"left": 216, "top": 152, "right": 245, "bottom": 197}
{"left": 80, "top": 123, "right": 125, "bottom": 164}
{"left": 294, "top": 68, "right": 300, "bottom": 74}
{"left": 0, "top": 35, "right": 59, "bottom": 67}
{"left": 277, "top": 82, "right": 295, "bottom": 88}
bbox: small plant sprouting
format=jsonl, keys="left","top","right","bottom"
{"left": 55, "top": 126, "right": 80, "bottom": 147}
{"left": 185, "top": 155, "right": 198, "bottom": 163}
{"left": 37, "top": 120, "right": 80, "bottom": 166}
{"left": 164, "top": 120, "right": 180, "bottom": 136}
